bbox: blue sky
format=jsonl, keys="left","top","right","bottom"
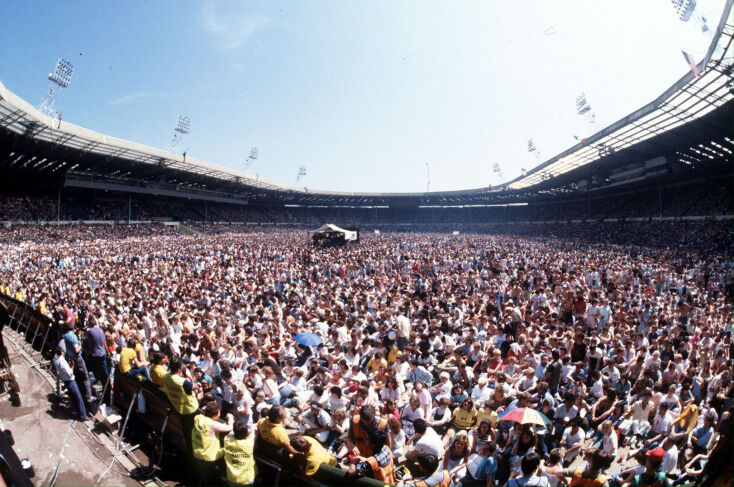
{"left": 0, "top": 1, "right": 722, "bottom": 192}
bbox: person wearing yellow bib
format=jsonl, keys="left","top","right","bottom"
{"left": 192, "top": 401, "right": 233, "bottom": 486}
{"left": 223, "top": 421, "right": 257, "bottom": 486}
{"left": 163, "top": 358, "right": 200, "bottom": 452}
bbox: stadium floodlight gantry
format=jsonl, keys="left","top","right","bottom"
{"left": 0, "top": 2, "right": 731, "bottom": 209}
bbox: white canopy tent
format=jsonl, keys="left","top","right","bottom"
{"left": 311, "top": 223, "right": 358, "bottom": 241}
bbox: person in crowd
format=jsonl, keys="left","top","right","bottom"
{"left": 442, "top": 430, "right": 470, "bottom": 480}
{"left": 52, "top": 345, "right": 87, "bottom": 421}
{"left": 118, "top": 337, "right": 151, "bottom": 381}
{"left": 256, "top": 405, "right": 299, "bottom": 456}
{"left": 347, "top": 405, "right": 390, "bottom": 457}
{"left": 346, "top": 427, "right": 394, "bottom": 484}
{"left": 543, "top": 448, "right": 611, "bottom": 487}
{"left": 63, "top": 322, "right": 93, "bottom": 405}
{"left": 461, "top": 440, "right": 497, "bottom": 486}
{"left": 508, "top": 452, "right": 549, "bottom": 487}
{"left": 291, "top": 435, "right": 338, "bottom": 477}
{"left": 149, "top": 351, "right": 168, "bottom": 387}
{"left": 163, "top": 358, "right": 200, "bottom": 451}
{"left": 192, "top": 401, "right": 233, "bottom": 485}
{"left": 223, "top": 421, "right": 257, "bottom": 487}
{"left": 83, "top": 316, "right": 108, "bottom": 392}
{"left": 625, "top": 447, "right": 672, "bottom": 487}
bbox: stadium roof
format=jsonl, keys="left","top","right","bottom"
{"left": 507, "top": 6, "right": 734, "bottom": 191}
{"left": 0, "top": 3, "right": 731, "bottom": 207}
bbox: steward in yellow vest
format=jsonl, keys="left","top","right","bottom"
{"left": 162, "top": 358, "right": 199, "bottom": 451}
{"left": 192, "top": 401, "right": 233, "bottom": 485}
{"left": 223, "top": 421, "right": 257, "bottom": 486}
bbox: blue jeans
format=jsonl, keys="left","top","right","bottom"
{"left": 65, "top": 379, "right": 87, "bottom": 420}
{"left": 126, "top": 366, "right": 151, "bottom": 382}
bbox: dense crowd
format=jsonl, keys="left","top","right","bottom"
{"left": 2, "top": 223, "right": 732, "bottom": 487}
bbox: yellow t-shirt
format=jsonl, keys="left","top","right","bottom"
{"left": 453, "top": 407, "right": 478, "bottom": 430}
{"left": 134, "top": 342, "right": 145, "bottom": 361}
{"left": 387, "top": 347, "right": 400, "bottom": 364}
{"left": 302, "top": 436, "right": 337, "bottom": 476}
{"left": 367, "top": 357, "right": 387, "bottom": 375}
{"left": 150, "top": 364, "right": 167, "bottom": 387}
{"left": 257, "top": 418, "right": 289, "bottom": 448}
{"left": 119, "top": 347, "right": 137, "bottom": 374}
{"left": 476, "top": 409, "right": 498, "bottom": 426}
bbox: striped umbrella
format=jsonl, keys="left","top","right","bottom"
{"left": 497, "top": 407, "right": 552, "bottom": 426}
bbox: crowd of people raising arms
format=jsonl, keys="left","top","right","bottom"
{"left": 1, "top": 223, "right": 731, "bottom": 486}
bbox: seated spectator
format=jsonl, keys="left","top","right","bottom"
{"left": 118, "top": 337, "right": 151, "bottom": 381}
{"left": 291, "top": 435, "right": 338, "bottom": 477}
{"left": 256, "top": 405, "right": 299, "bottom": 456}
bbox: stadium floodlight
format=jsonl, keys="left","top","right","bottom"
{"left": 243, "top": 146, "right": 259, "bottom": 170}
{"left": 38, "top": 58, "right": 74, "bottom": 120}
{"left": 175, "top": 116, "right": 191, "bottom": 134}
{"left": 671, "top": 0, "right": 696, "bottom": 22}
{"left": 49, "top": 58, "right": 73, "bottom": 87}
{"left": 576, "top": 92, "right": 596, "bottom": 130}
{"left": 527, "top": 139, "right": 536, "bottom": 153}
{"left": 527, "top": 138, "right": 541, "bottom": 160}
{"left": 576, "top": 93, "right": 590, "bottom": 115}
{"left": 296, "top": 165, "right": 307, "bottom": 185}
{"left": 492, "top": 163, "right": 503, "bottom": 182}
{"left": 168, "top": 116, "right": 191, "bottom": 152}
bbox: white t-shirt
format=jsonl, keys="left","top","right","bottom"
{"left": 414, "top": 427, "right": 445, "bottom": 462}
{"left": 652, "top": 411, "right": 673, "bottom": 435}
{"left": 601, "top": 431, "right": 618, "bottom": 457}
{"left": 562, "top": 427, "right": 586, "bottom": 461}
{"left": 397, "top": 315, "right": 411, "bottom": 338}
{"left": 660, "top": 445, "right": 679, "bottom": 474}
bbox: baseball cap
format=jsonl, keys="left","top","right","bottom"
{"left": 646, "top": 447, "right": 665, "bottom": 464}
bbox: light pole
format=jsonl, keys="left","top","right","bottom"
{"left": 168, "top": 116, "right": 191, "bottom": 151}
{"left": 38, "top": 58, "right": 74, "bottom": 120}
{"left": 296, "top": 166, "right": 307, "bottom": 185}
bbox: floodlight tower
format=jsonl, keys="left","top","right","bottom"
{"left": 296, "top": 165, "right": 307, "bottom": 185}
{"left": 38, "top": 58, "right": 74, "bottom": 119}
{"left": 243, "top": 146, "right": 259, "bottom": 170}
{"left": 492, "top": 163, "right": 503, "bottom": 181}
{"left": 575, "top": 93, "right": 596, "bottom": 139}
{"left": 527, "top": 138, "right": 541, "bottom": 161}
{"left": 168, "top": 116, "right": 191, "bottom": 151}
{"left": 671, "top": 0, "right": 697, "bottom": 21}
{"left": 576, "top": 93, "right": 595, "bottom": 124}
{"left": 426, "top": 162, "right": 430, "bottom": 192}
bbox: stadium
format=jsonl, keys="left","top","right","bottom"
{"left": 0, "top": 2, "right": 732, "bottom": 487}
